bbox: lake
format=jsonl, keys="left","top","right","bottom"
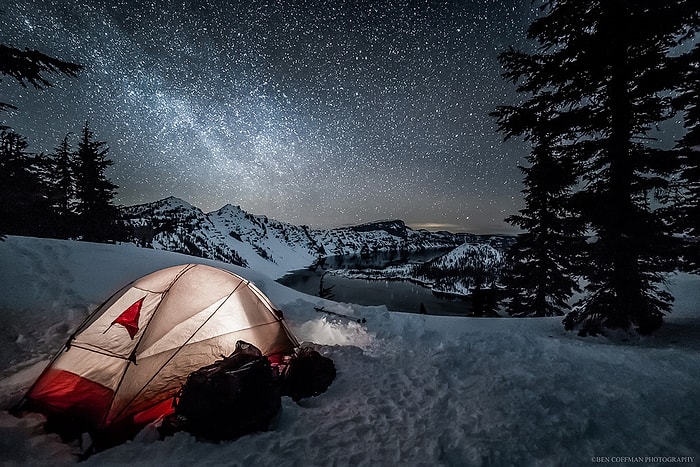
{"left": 277, "top": 251, "right": 477, "bottom": 316}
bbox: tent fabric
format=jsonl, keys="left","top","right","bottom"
{"left": 23, "top": 264, "right": 299, "bottom": 438}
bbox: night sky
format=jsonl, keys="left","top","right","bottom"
{"left": 1, "top": 0, "right": 538, "bottom": 234}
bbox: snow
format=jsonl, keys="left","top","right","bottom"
{"left": 328, "top": 242, "right": 505, "bottom": 296}
{"left": 121, "top": 197, "right": 478, "bottom": 279}
{"left": 1, "top": 235, "right": 699, "bottom": 466}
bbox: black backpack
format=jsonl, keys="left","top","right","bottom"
{"left": 162, "top": 341, "right": 281, "bottom": 441}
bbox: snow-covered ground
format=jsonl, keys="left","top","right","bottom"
{"left": 0, "top": 236, "right": 698, "bottom": 466}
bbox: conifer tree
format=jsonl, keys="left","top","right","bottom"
{"left": 0, "top": 15, "right": 82, "bottom": 238}
{"left": 673, "top": 43, "right": 700, "bottom": 272}
{"left": 73, "top": 122, "right": 119, "bottom": 243}
{"left": 45, "top": 134, "right": 76, "bottom": 238}
{"left": 0, "top": 129, "right": 52, "bottom": 236}
{"left": 493, "top": 106, "right": 582, "bottom": 317}
{"left": 498, "top": 0, "right": 697, "bottom": 334}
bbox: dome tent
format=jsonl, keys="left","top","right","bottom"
{"left": 20, "top": 263, "right": 299, "bottom": 442}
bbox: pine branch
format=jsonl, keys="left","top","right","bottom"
{"left": 0, "top": 45, "right": 83, "bottom": 89}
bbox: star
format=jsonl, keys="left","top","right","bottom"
{"left": 1, "top": 0, "right": 539, "bottom": 234}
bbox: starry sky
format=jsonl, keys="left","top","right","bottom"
{"left": 1, "top": 0, "right": 538, "bottom": 234}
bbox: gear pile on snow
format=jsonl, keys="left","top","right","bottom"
{"left": 160, "top": 341, "right": 336, "bottom": 442}
{"left": 160, "top": 341, "right": 281, "bottom": 441}
{"left": 15, "top": 264, "right": 334, "bottom": 448}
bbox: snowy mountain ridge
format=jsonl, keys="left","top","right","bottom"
{"left": 121, "top": 197, "right": 503, "bottom": 277}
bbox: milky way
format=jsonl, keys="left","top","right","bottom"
{"left": 1, "top": 0, "right": 538, "bottom": 233}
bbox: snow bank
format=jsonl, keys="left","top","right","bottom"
{"left": 0, "top": 236, "right": 698, "bottom": 466}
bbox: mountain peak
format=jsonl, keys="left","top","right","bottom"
{"left": 126, "top": 196, "right": 195, "bottom": 212}
{"left": 158, "top": 196, "right": 194, "bottom": 209}
{"left": 211, "top": 203, "right": 246, "bottom": 216}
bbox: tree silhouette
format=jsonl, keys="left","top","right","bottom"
{"left": 493, "top": 103, "right": 583, "bottom": 317}
{"left": 673, "top": 43, "right": 700, "bottom": 273}
{"left": 0, "top": 44, "right": 82, "bottom": 112}
{"left": 0, "top": 22, "right": 82, "bottom": 238}
{"left": 73, "top": 122, "right": 119, "bottom": 242}
{"left": 0, "top": 129, "right": 53, "bottom": 236}
{"left": 45, "top": 134, "right": 77, "bottom": 238}
{"left": 497, "top": 0, "right": 697, "bottom": 334}
{"left": 318, "top": 272, "right": 336, "bottom": 300}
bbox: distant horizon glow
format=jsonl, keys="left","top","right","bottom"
{"left": 1, "top": 0, "right": 539, "bottom": 235}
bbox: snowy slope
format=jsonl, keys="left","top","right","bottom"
{"left": 121, "top": 198, "right": 484, "bottom": 277}
{"left": 426, "top": 242, "right": 505, "bottom": 272}
{"left": 418, "top": 242, "right": 506, "bottom": 295}
{"left": 207, "top": 203, "right": 321, "bottom": 275}
{"left": 0, "top": 236, "right": 698, "bottom": 466}
{"left": 124, "top": 197, "right": 249, "bottom": 267}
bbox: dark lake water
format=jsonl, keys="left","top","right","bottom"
{"left": 277, "top": 251, "right": 476, "bottom": 316}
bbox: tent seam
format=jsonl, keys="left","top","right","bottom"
{"left": 107, "top": 275, "right": 245, "bottom": 425}
{"left": 102, "top": 264, "right": 197, "bottom": 428}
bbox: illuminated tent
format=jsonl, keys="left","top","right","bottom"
{"left": 21, "top": 263, "right": 298, "bottom": 441}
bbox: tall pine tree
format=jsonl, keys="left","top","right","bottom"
{"left": 498, "top": 0, "right": 697, "bottom": 334}
{"left": 673, "top": 43, "right": 700, "bottom": 272}
{"left": 73, "top": 122, "right": 119, "bottom": 243}
{"left": 493, "top": 105, "right": 583, "bottom": 317}
{"left": 46, "top": 134, "right": 76, "bottom": 238}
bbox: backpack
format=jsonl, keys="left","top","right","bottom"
{"left": 162, "top": 341, "right": 281, "bottom": 441}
